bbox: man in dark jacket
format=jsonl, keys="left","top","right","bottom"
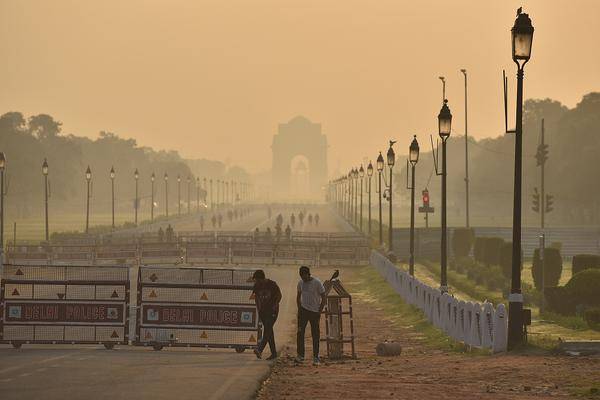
{"left": 252, "top": 269, "right": 282, "bottom": 360}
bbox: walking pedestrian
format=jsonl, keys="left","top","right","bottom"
{"left": 252, "top": 270, "right": 282, "bottom": 360}
{"left": 296, "top": 266, "right": 326, "bottom": 365}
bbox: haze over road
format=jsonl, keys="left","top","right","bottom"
{"left": 0, "top": 206, "right": 353, "bottom": 400}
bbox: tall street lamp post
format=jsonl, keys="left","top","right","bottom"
{"left": 42, "top": 159, "right": 49, "bottom": 241}
{"left": 376, "top": 152, "right": 384, "bottom": 246}
{"left": 508, "top": 8, "right": 534, "bottom": 350}
{"left": 204, "top": 178, "right": 207, "bottom": 207}
{"left": 387, "top": 143, "right": 396, "bottom": 253}
{"left": 438, "top": 99, "right": 452, "bottom": 292}
{"left": 461, "top": 68, "right": 470, "bottom": 228}
{"left": 359, "top": 166, "right": 364, "bottom": 232}
{"left": 352, "top": 168, "right": 358, "bottom": 228}
{"left": 367, "top": 161, "right": 373, "bottom": 235}
{"left": 164, "top": 172, "right": 169, "bottom": 218}
{"left": 110, "top": 166, "right": 115, "bottom": 230}
{"left": 0, "top": 153, "right": 6, "bottom": 252}
{"left": 210, "top": 179, "right": 213, "bottom": 209}
{"left": 177, "top": 175, "right": 181, "bottom": 216}
{"left": 134, "top": 169, "right": 139, "bottom": 225}
{"left": 85, "top": 166, "right": 92, "bottom": 233}
{"left": 187, "top": 176, "right": 191, "bottom": 214}
{"left": 151, "top": 172, "right": 155, "bottom": 222}
{"left": 408, "top": 136, "right": 420, "bottom": 276}
{"left": 196, "top": 177, "right": 200, "bottom": 212}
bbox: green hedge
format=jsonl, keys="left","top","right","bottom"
{"left": 572, "top": 254, "right": 600, "bottom": 275}
{"left": 473, "top": 237, "right": 486, "bottom": 263}
{"left": 531, "top": 247, "right": 563, "bottom": 290}
{"left": 564, "top": 269, "right": 600, "bottom": 308}
{"left": 452, "top": 228, "right": 474, "bottom": 258}
{"left": 483, "top": 237, "right": 505, "bottom": 266}
{"left": 584, "top": 307, "right": 600, "bottom": 331}
{"left": 499, "top": 242, "right": 513, "bottom": 279}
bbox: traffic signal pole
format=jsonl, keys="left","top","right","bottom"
{"left": 540, "top": 119, "right": 545, "bottom": 229}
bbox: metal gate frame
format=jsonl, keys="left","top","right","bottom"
{"left": 0, "top": 264, "right": 130, "bottom": 349}
{"left": 134, "top": 266, "right": 261, "bottom": 352}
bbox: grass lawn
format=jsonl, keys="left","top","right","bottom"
{"left": 410, "top": 260, "right": 600, "bottom": 345}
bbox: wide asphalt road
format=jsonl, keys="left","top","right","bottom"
{"left": 0, "top": 205, "right": 355, "bottom": 400}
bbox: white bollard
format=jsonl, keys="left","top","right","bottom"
{"left": 470, "top": 303, "right": 483, "bottom": 348}
{"left": 493, "top": 303, "right": 508, "bottom": 353}
{"left": 481, "top": 302, "right": 495, "bottom": 349}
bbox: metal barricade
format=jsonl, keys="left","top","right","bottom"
{"left": 185, "top": 243, "right": 229, "bottom": 265}
{"left": 0, "top": 264, "right": 130, "bottom": 349}
{"left": 51, "top": 245, "right": 95, "bottom": 266}
{"left": 231, "top": 243, "right": 254, "bottom": 264}
{"left": 135, "top": 266, "right": 260, "bottom": 352}
{"left": 140, "top": 243, "right": 182, "bottom": 265}
{"left": 95, "top": 245, "right": 138, "bottom": 266}
{"left": 6, "top": 245, "right": 49, "bottom": 266}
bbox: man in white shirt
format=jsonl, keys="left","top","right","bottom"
{"left": 296, "top": 266, "right": 326, "bottom": 365}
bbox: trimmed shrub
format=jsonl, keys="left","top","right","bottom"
{"left": 545, "top": 286, "right": 572, "bottom": 315}
{"left": 572, "top": 254, "right": 600, "bottom": 275}
{"left": 531, "top": 247, "right": 563, "bottom": 290}
{"left": 473, "top": 237, "right": 487, "bottom": 263}
{"left": 452, "top": 228, "right": 475, "bottom": 258}
{"left": 499, "top": 242, "right": 513, "bottom": 279}
{"left": 483, "top": 237, "right": 505, "bottom": 266}
{"left": 583, "top": 307, "right": 600, "bottom": 330}
{"left": 564, "top": 269, "right": 600, "bottom": 308}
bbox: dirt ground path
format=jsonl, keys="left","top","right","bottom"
{"left": 256, "top": 266, "right": 600, "bottom": 400}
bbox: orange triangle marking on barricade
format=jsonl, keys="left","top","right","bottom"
{"left": 149, "top": 273, "right": 158, "bottom": 282}
{"left": 12, "top": 288, "right": 20, "bottom": 296}
{"left": 111, "top": 290, "right": 119, "bottom": 298}
{"left": 57, "top": 293, "right": 65, "bottom": 299}
{"left": 15, "top": 269, "right": 24, "bottom": 276}
{"left": 248, "top": 334, "right": 256, "bottom": 342}
{"left": 145, "top": 331, "right": 153, "bottom": 339}
{"left": 111, "top": 330, "right": 119, "bottom": 338}
{"left": 246, "top": 276, "right": 254, "bottom": 283}
{"left": 200, "top": 331, "right": 208, "bottom": 339}
{"left": 200, "top": 292, "right": 208, "bottom": 301}
{"left": 149, "top": 290, "right": 157, "bottom": 298}
{"left": 249, "top": 293, "right": 255, "bottom": 300}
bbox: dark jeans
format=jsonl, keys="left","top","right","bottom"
{"left": 297, "top": 306, "right": 320, "bottom": 358}
{"left": 258, "top": 312, "right": 278, "bottom": 355}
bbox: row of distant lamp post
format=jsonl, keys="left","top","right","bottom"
{"left": 328, "top": 8, "right": 533, "bottom": 350}
{"left": 32, "top": 160, "right": 251, "bottom": 236}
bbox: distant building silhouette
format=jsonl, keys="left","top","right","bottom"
{"left": 272, "top": 116, "right": 327, "bottom": 200}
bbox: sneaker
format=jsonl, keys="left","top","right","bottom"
{"left": 266, "top": 353, "right": 278, "bottom": 360}
{"left": 312, "top": 356, "right": 321, "bottom": 366}
{"left": 253, "top": 348, "right": 262, "bottom": 359}
{"left": 294, "top": 356, "right": 304, "bottom": 363}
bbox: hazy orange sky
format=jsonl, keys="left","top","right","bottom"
{"left": 1, "top": 0, "right": 599, "bottom": 174}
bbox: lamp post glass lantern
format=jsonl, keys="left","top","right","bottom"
{"left": 508, "top": 8, "right": 534, "bottom": 351}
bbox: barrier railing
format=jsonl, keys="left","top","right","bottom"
{"left": 370, "top": 251, "right": 508, "bottom": 352}
{"left": 135, "top": 266, "right": 260, "bottom": 352}
{"left": 1, "top": 264, "right": 130, "bottom": 349}
{"left": 6, "top": 232, "right": 370, "bottom": 268}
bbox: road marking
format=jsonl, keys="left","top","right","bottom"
{"left": 207, "top": 358, "right": 255, "bottom": 400}
{"left": 0, "top": 378, "right": 13, "bottom": 383}
{"left": 0, "top": 351, "right": 89, "bottom": 376}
